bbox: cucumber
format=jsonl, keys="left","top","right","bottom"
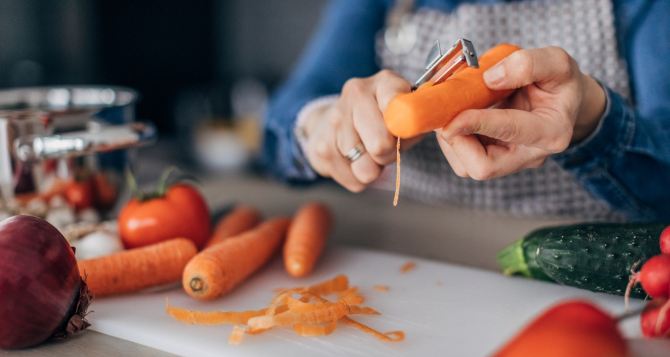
{"left": 497, "top": 222, "right": 666, "bottom": 298}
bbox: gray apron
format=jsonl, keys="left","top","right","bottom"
{"left": 376, "top": 0, "right": 630, "bottom": 220}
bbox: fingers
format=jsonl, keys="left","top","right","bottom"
{"left": 442, "top": 108, "right": 572, "bottom": 153}
{"left": 483, "top": 47, "right": 577, "bottom": 91}
{"left": 374, "top": 70, "right": 412, "bottom": 110}
{"left": 335, "top": 114, "right": 383, "bottom": 184}
{"left": 351, "top": 70, "right": 410, "bottom": 166}
{"left": 350, "top": 100, "right": 396, "bottom": 165}
{"left": 303, "top": 109, "right": 365, "bottom": 192}
{"left": 435, "top": 130, "right": 467, "bottom": 177}
{"left": 440, "top": 134, "right": 546, "bottom": 180}
{"left": 303, "top": 69, "right": 414, "bottom": 192}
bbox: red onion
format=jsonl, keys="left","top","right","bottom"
{"left": 0, "top": 215, "right": 91, "bottom": 349}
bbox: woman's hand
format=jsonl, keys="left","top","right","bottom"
{"left": 300, "top": 70, "right": 416, "bottom": 192}
{"left": 436, "top": 46, "right": 607, "bottom": 180}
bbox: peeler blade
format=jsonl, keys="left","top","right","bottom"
{"left": 413, "top": 38, "right": 479, "bottom": 90}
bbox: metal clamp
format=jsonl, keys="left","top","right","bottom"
{"left": 413, "top": 38, "right": 479, "bottom": 89}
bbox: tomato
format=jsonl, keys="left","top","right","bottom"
{"left": 118, "top": 184, "right": 211, "bottom": 249}
{"left": 64, "top": 180, "right": 94, "bottom": 211}
{"left": 493, "top": 300, "right": 627, "bottom": 357}
{"left": 91, "top": 172, "right": 118, "bottom": 209}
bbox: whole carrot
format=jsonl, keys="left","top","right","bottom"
{"left": 183, "top": 218, "right": 291, "bottom": 300}
{"left": 205, "top": 205, "right": 262, "bottom": 248}
{"left": 383, "top": 43, "right": 521, "bottom": 139}
{"left": 284, "top": 203, "right": 332, "bottom": 278}
{"left": 78, "top": 238, "right": 197, "bottom": 297}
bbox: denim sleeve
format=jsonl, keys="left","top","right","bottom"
{"left": 553, "top": 0, "right": 670, "bottom": 221}
{"left": 261, "top": 0, "right": 388, "bottom": 183}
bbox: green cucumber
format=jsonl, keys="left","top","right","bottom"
{"left": 497, "top": 222, "right": 666, "bottom": 298}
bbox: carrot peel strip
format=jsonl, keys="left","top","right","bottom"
{"left": 166, "top": 274, "right": 405, "bottom": 345}
{"left": 393, "top": 137, "right": 401, "bottom": 207}
{"left": 400, "top": 261, "right": 416, "bottom": 273}
{"left": 166, "top": 304, "right": 266, "bottom": 325}
{"left": 373, "top": 285, "right": 390, "bottom": 292}
{"left": 343, "top": 316, "right": 405, "bottom": 342}
{"left": 293, "top": 321, "right": 338, "bottom": 337}
{"left": 228, "top": 325, "right": 245, "bottom": 345}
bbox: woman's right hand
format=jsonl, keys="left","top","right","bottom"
{"left": 299, "top": 70, "right": 414, "bottom": 192}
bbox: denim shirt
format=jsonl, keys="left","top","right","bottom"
{"left": 262, "top": 0, "right": 670, "bottom": 221}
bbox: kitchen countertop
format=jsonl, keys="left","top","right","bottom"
{"left": 5, "top": 164, "right": 667, "bottom": 356}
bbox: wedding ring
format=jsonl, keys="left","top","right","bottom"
{"left": 344, "top": 144, "right": 365, "bottom": 162}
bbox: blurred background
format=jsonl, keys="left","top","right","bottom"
{"left": 0, "top": 0, "right": 328, "bottom": 173}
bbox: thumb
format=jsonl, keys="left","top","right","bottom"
{"left": 483, "top": 47, "right": 575, "bottom": 91}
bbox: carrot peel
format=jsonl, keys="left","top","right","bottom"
{"left": 167, "top": 274, "right": 404, "bottom": 344}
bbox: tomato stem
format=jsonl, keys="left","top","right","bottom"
{"left": 126, "top": 166, "right": 200, "bottom": 202}
{"left": 125, "top": 167, "right": 143, "bottom": 200}
{"left": 157, "top": 166, "right": 179, "bottom": 197}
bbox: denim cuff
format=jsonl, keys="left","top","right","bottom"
{"left": 553, "top": 86, "right": 634, "bottom": 170}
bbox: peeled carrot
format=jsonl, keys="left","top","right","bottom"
{"left": 205, "top": 205, "right": 262, "bottom": 248}
{"left": 383, "top": 43, "right": 522, "bottom": 139}
{"left": 283, "top": 203, "right": 333, "bottom": 278}
{"left": 183, "top": 218, "right": 291, "bottom": 300}
{"left": 78, "top": 238, "right": 197, "bottom": 297}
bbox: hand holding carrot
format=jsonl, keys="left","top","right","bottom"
{"left": 297, "top": 70, "right": 420, "bottom": 192}
{"left": 436, "top": 46, "right": 607, "bottom": 180}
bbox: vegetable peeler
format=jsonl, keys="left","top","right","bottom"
{"left": 384, "top": 42, "right": 521, "bottom": 139}
{"left": 413, "top": 38, "right": 479, "bottom": 90}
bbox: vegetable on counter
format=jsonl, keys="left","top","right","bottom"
{"left": 497, "top": 222, "right": 666, "bottom": 298}
{"left": 78, "top": 238, "right": 197, "bottom": 297}
{"left": 64, "top": 179, "right": 94, "bottom": 211}
{"left": 492, "top": 300, "right": 627, "bottom": 357}
{"left": 167, "top": 274, "right": 404, "bottom": 345}
{"left": 183, "top": 218, "right": 291, "bottom": 300}
{"left": 119, "top": 169, "right": 211, "bottom": 249}
{"left": 660, "top": 226, "right": 670, "bottom": 255}
{"left": 0, "top": 215, "right": 90, "bottom": 349}
{"left": 284, "top": 202, "right": 332, "bottom": 278}
{"left": 641, "top": 299, "right": 670, "bottom": 338}
{"left": 205, "top": 205, "right": 262, "bottom": 248}
{"left": 625, "top": 254, "right": 670, "bottom": 305}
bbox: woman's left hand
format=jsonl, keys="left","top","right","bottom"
{"left": 436, "top": 46, "right": 607, "bottom": 180}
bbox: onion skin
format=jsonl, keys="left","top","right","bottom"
{"left": 0, "top": 215, "right": 91, "bottom": 349}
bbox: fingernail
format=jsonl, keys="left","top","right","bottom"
{"left": 484, "top": 64, "right": 505, "bottom": 86}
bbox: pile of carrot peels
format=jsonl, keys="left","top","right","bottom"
{"left": 166, "top": 274, "right": 405, "bottom": 345}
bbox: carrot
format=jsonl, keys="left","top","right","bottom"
{"left": 400, "top": 261, "right": 416, "bottom": 273}
{"left": 283, "top": 203, "right": 332, "bottom": 278}
{"left": 205, "top": 205, "right": 262, "bottom": 248}
{"left": 383, "top": 43, "right": 522, "bottom": 139}
{"left": 492, "top": 300, "right": 627, "bottom": 357}
{"left": 78, "top": 238, "right": 197, "bottom": 297}
{"left": 183, "top": 218, "right": 291, "bottom": 300}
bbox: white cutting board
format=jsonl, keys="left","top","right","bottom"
{"left": 88, "top": 247, "right": 653, "bottom": 357}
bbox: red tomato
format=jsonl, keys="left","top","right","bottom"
{"left": 64, "top": 180, "right": 94, "bottom": 211}
{"left": 493, "top": 300, "right": 627, "bottom": 357}
{"left": 91, "top": 172, "right": 118, "bottom": 209}
{"left": 118, "top": 184, "right": 211, "bottom": 249}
